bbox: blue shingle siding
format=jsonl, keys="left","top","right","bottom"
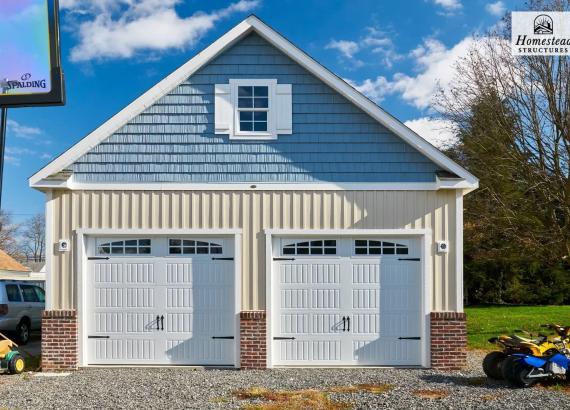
{"left": 72, "top": 33, "right": 441, "bottom": 183}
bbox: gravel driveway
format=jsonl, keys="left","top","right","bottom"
{"left": 0, "top": 351, "right": 568, "bottom": 409}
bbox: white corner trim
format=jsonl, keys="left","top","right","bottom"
{"left": 32, "top": 179, "right": 476, "bottom": 191}
{"left": 455, "top": 190, "right": 464, "bottom": 312}
{"left": 44, "top": 191, "right": 54, "bottom": 310}
{"left": 29, "top": 15, "right": 478, "bottom": 189}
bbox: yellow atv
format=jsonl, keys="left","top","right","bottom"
{"left": 483, "top": 324, "right": 570, "bottom": 380}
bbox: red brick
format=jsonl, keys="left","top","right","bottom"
{"left": 430, "top": 311, "right": 467, "bottom": 371}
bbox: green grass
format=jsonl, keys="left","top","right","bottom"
{"left": 465, "top": 305, "right": 570, "bottom": 350}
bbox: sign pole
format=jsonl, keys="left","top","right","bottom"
{"left": 0, "top": 107, "right": 6, "bottom": 212}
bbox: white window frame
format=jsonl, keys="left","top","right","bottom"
{"left": 230, "top": 79, "right": 277, "bottom": 140}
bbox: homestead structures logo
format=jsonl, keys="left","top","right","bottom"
{"left": 512, "top": 12, "right": 570, "bottom": 55}
{"left": 0, "top": 73, "right": 48, "bottom": 94}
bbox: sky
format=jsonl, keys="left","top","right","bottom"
{"left": 2, "top": 0, "right": 516, "bottom": 222}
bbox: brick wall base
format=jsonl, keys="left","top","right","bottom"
{"left": 41, "top": 310, "right": 78, "bottom": 371}
{"left": 430, "top": 312, "right": 467, "bottom": 370}
{"left": 240, "top": 311, "right": 266, "bottom": 369}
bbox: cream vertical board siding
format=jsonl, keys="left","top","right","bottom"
{"left": 48, "top": 190, "right": 458, "bottom": 311}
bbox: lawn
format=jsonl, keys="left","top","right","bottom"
{"left": 465, "top": 305, "right": 570, "bottom": 350}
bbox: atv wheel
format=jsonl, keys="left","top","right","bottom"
{"left": 483, "top": 351, "right": 507, "bottom": 379}
{"left": 501, "top": 355, "right": 520, "bottom": 381}
{"left": 8, "top": 354, "right": 25, "bottom": 375}
{"left": 506, "top": 359, "right": 538, "bottom": 388}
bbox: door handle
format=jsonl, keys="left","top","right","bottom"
{"left": 346, "top": 316, "right": 350, "bottom": 332}
{"left": 342, "top": 316, "right": 346, "bottom": 332}
{"left": 156, "top": 315, "right": 160, "bottom": 330}
{"left": 160, "top": 315, "right": 164, "bottom": 331}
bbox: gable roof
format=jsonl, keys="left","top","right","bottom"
{"left": 29, "top": 15, "right": 478, "bottom": 189}
{"left": 0, "top": 250, "right": 31, "bottom": 273}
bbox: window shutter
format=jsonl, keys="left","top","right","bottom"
{"left": 214, "top": 84, "right": 232, "bottom": 134}
{"left": 275, "top": 84, "right": 292, "bottom": 134}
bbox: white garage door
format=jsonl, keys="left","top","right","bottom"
{"left": 271, "top": 237, "right": 423, "bottom": 366}
{"left": 86, "top": 237, "right": 236, "bottom": 366}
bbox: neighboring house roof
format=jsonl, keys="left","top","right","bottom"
{"left": 0, "top": 250, "right": 31, "bottom": 273}
{"left": 29, "top": 15, "right": 478, "bottom": 190}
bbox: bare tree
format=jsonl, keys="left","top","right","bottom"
{"left": 437, "top": 0, "right": 570, "bottom": 261}
{"left": 0, "top": 211, "right": 20, "bottom": 257}
{"left": 20, "top": 214, "right": 45, "bottom": 263}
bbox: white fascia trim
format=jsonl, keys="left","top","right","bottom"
{"left": 264, "top": 228, "right": 429, "bottom": 236}
{"left": 75, "top": 228, "right": 242, "bottom": 236}
{"left": 44, "top": 191, "right": 54, "bottom": 310}
{"left": 33, "top": 180, "right": 475, "bottom": 191}
{"left": 29, "top": 15, "right": 477, "bottom": 189}
{"left": 29, "top": 20, "right": 254, "bottom": 187}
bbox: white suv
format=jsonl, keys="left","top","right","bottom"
{"left": 0, "top": 281, "right": 45, "bottom": 345}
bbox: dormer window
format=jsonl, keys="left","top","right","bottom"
{"left": 238, "top": 85, "right": 269, "bottom": 132}
{"left": 214, "top": 79, "right": 292, "bottom": 140}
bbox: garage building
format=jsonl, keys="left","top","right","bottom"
{"left": 30, "top": 16, "right": 477, "bottom": 371}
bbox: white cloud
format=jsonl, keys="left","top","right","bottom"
{"left": 404, "top": 117, "right": 458, "bottom": 148}
{"left": 326, "top": 27, "right": 402, "bottom": 69}
{"left": 7, "top": 120, "right": 42, "bottom": 139}
{"left": 61, "top": 0, "right": 260, "bottom": 62}
{"left": 4, "top": 146, "right": 52, "bottom": 166}
{"left": 432, "top": 0, "right": 462, "bottom": 11}
{"left": 485, "top": 1, "right": 506, "bottom": 16}
{"left": 325, "top": 40, "right": 359, "bottom": 59}
{"left": 348, "top": 35, "right": 478, "bottom": 110}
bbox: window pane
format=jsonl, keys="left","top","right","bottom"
{"left": 240, "top": 111, "right": 253, "bottom": 121}
{"left": 324, "top": 240, "right": 336, "bottom": 247}
{"left": 34, "top": 287, "right": 45, "bottom": 303}
{"left": 139, "top": 247, "right": 151, "bottom": 254}
{"left": 253, "top": 111, "right": 267, "bottom": 121}
{"left": 125, "top": 247, "right": 138, "bottom": 254}
{"left": 310, "top": 247, "right": 323, "bottom": 255}
{"left": 369, "top": 240, "right": 382, "bottom": 247}
{"left": 396, "top": 247, "right": 409, "bottom": 255}
{"left": 183, "top": 247, "right": 195, "bottom": 254}
{"left": 238, "top": 97, "right": 253, "bottom": 108}
{"left": 170, "top": 247, "right": 181, "bottom": 254}
{"left": 283, "top": 247, "right": 295, "bottom": 255}
{"left": 182, "top": 240, "right": 195, "bottom": 246}
{"left": 125, "top": 240, "right": 137, "bottom": 246}
{"left": 254, "top": 97, "right": 268, "bottom": 108}
{"left": 355, "top": 240, "right": 367, "bottom": 247}
{"left": 211, "top": 247, "right": 222, "bottom": 254}
{"left": 355, "top": 248, "right": 367, "bottom": 254}
{"left": 324, "top": 248, "right": 336, "bottom": 255}
{"left": 254, "top": 122, "right": 267, "bottom": 131}
{"left": 240, "top": 121, "right": 253, "bottom": 131}
{"left": 382, "top": 242, "right": 395, "bottom": 247}
{"left": 238, "top": 86, "right": 253, "bottom": 97}
{"left": 297, "top": 247, "right": 309, "bottom": 255}
{"left": 99, "top": 246, "right": 110, "bottom": 255}
{"left": 6, "top": 285, "right": 21, "bottom": 302}
{"left": 383, "top": 248, "right": 395, "bottom": 255}
{"left": 21, "top": 286, "right": 39, "bottom": 302}
{"left": 139, "top": 239, "right": 151, "bottom": 246}
{"left": 111, "top": 241, "right": 123, "bottom": 247}
{"left": 310, "top": 241, "right": 323, "bottom": 247}
{"left": 169, "top": 239, "right": 181, "bottom": 246}
{"left": 197, "top": 247, "right": 208, "bottom": 254}
{"left": 253, "top": 86, "right": 268, "bottom": 96}
{"left": 111, "top": 247, "right": 123, "bottom": 254}
{"left": 369, "top": 247, "right": 382, "bottom": 254}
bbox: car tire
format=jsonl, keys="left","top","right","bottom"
{"left": 16, "top": 321, "right": 30, "bottom": 345}
{"left": 483, "top": 351, "right": 507, "bottom": 380}
{"left": 8, "top": 354, "right": 25, "bottom": 374}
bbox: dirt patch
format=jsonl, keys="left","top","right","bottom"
{"left": 328, "top": 384, "right": 393, "bottom": 394}
{"left": 233, "top": 387, "right": 351, "bottom": 409}
{"left": 413, "top": 389, "right": 450, "bottom": 400}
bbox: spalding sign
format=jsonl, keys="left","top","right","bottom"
{"left": 0, "top": 0, "right": 65, "bottom": 107}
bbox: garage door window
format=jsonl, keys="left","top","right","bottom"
{"left": 97, "top": 239, "right": 151, "bottom": 255}
{"left": 354, "top": 240, "right": 408, "bottom": 255}
{"left": 282, "top": 240, "right": 336, "bottom": 255}
{"left": 168, "top": 239, "right": 223, "bottom": 255}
